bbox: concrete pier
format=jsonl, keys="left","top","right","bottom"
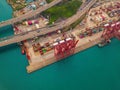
{"left": 27, "top": 32, "right": 103, "bottom": 73}
{"left": 25, "top": 0, "right": 120, "bottom": 73}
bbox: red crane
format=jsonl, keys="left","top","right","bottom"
{"left": 53, "top": 38, "right": 79, "bottom": 60}
{"left": 101, "top": 21, "right": 120, "bottom": 42}
{"left": 114, "top": 21, "right": 120, "bottom": 39}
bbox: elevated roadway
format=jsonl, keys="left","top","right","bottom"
{"left": 0, "top": 0, "right": 62, "bottom": 28}
{"left": 0, "top": 0, "right": 97, "bottom": 47}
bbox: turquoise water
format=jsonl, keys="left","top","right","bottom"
{"left": 0, "top": 0, "right": 120, "bottom": 90}
{"left": 26, "top": 0, "right": 34, "bottom": 3}
{"left": 0, "top": 0, "right": 13, "bottom": 38}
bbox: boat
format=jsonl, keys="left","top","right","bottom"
{"left": 98, "top": 40, "right": 111, "bottom": 47}
{"left": 21, "top": 45, "right": 26, "bottom": 55}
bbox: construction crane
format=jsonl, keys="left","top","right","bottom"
{"left": 53, "top": 38, "right": 79, "bottom": 60}
{"left": 101, "top": 21, "right": 120, "bottom": 43}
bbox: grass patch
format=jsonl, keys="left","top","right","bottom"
{"left": 46, "top": 0, "right": 54, "bottom": 3}
{"left": 62, "top": 14, "right": 86, "bottom": 32}
{"left": 43, "top": 0, "right": 82, "bottom": 24}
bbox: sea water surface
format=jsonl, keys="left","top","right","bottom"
{"left": 0, "top": 0, "right": 120, "bottom": 90}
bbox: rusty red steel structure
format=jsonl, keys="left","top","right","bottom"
{"left": 53, "top": 38, "right": 79, "bottom": 60}
{"left": 101, "top": 21, "right": 120, "bottom": 41}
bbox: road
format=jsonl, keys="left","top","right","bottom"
{"left": 0, "top": 0, "right": 97, "bottom": 47}
{"left": 0, "top": 0, "right": 62, "bottom": 28}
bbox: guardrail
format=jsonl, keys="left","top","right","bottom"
{"left": 0, "top": 0, "right": 97, "bottom": 47}
{"left": 0, "top": 0, "right": 62, "bottom": 28}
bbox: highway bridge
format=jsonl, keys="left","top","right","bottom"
{"left": 0, "top": 0, "right": 62, "bottom": 28}
{"left": 0, "top": 0, "right": 97, "bottom": 47}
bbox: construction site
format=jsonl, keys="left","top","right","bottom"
{"left": 0, "top": 0, "right": 120, "bottom": 73}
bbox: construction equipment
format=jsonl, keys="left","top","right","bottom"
{"left": 53, "top": 38, "right": 79, "bottom": 60}
{"left": 101, "top": 21, "right": 120, "bottom": 43}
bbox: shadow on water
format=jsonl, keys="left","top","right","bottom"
{"left": 0, "top": 43, "right": 19, "bottom": 54}
{"left": 0, "top": 25, "right": 13, "bottom": 38}
{"left": 59, "top": 55, "right": 75, "bottom": 63}
{"left": 0, "top": 25, "right": 12, "bottom": 32}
